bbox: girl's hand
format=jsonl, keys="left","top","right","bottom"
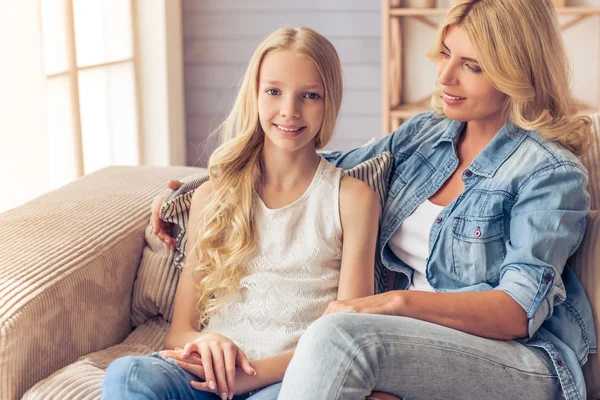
{"left": 151, "top": 179, "right": 183, "bottom": 249}
{"left": 162, "top": 333, "right": 256, "bottom": 400}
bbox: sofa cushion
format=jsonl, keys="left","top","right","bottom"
{"left": 22, "top": 317, "right": 169, "bottom": 400}
{"left": 570, "top": 113, "right": 600, "bottom": 399}
{"left": 130, "top": 152, "right": 394, "bottom": 328}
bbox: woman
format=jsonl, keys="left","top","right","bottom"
{"left": 154, "top": 0, "right": 596, "bottom": 398}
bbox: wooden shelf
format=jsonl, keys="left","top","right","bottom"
{"left": 389, "top": 7, "right": 600, "bottom": 17}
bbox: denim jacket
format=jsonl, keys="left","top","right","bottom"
{"left": 324, "top": 112, "right": 597, "bottom": 400}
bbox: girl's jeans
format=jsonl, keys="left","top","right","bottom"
{"left": 101, "top": 352, "right": 282, "bottom": 400}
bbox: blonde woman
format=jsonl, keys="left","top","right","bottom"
{"left": 156, "top": 0, "right": 596, "bottom": 399}
{"left": 272, "top": 0, "right": 597, "bottom": 399}
{"left": 102, "top": 27, "right": 380, "bottom": 400}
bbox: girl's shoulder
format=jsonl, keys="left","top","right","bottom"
{"left": 190, "top": 180, "right": 215, "bottom": 210}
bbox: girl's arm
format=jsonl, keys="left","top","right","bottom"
{"left": 336, "top": 175, "right": 380, "bottom": 299}
{"left": 164, "top": 181, "right": 213, "bottom": 350}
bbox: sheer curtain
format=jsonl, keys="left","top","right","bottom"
{"left": 0, "top": 0, "right": 140, "bottom": 213}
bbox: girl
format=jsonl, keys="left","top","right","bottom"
{"left": 101, "top": 27, "right": 380, "bottom": 400}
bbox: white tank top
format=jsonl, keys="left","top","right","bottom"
{"left": 388, "top": 199, "right": 445, "bottom": 292}
{"left": 204, "top": 157, "right": 344, "bottom": 360}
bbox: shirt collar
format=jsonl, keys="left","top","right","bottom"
{"left": 433, "top": 118, "right": 528, "bottom": 178}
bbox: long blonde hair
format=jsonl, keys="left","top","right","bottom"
{"left": 191, "top": 27, "right": 343, "bottom": 329}
{"left": 427, "top": 0, "right": 592, "bottom": 155}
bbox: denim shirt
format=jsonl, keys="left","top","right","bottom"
{"left": 324, "top": 112, "right": 597, "bottom": 400}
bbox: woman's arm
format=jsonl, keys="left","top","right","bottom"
{"left": 337, "top": 175, "right": 380, "bottom": 299}
{"left": 327, "top": 162, "right": 590, "bottom": 341}
{"left": 324, "top": 288, "right": 528, "bottom": 340}
{"left": 322, "top": 111, "right": 434, "bottom": 170}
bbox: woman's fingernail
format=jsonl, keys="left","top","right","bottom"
{"left": 209, "top": 381, "right": 216, "bottom": 390}
{"left": 252, "top": 369, "right": 257, "bottom": 376}
{"left": 221, "top": 393, "right": 227, "bottom": 400}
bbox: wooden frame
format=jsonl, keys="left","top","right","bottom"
{"left": 44, "top": 0, "right": 141, "bottom": 174}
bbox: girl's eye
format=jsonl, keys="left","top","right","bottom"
{"left": 440, "top": 51, "right": 450, "bottom": 58}
{"left": 266, "top": 89, "right": 280, "bottom": 96}
{"left": 466, "top": 64, "right": 483, "bottom": 74}
{"left": 304, "top": 92, "right": 321, "bottom": 100}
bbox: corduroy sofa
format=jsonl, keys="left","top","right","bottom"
{"left": 1, "top": 115, "right": 599, "bottom": 400}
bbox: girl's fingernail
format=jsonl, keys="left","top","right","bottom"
{"left": 209, "top": 381, "right": 216, "bottom": 390}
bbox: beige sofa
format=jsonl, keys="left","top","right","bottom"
{"left": 1, "top": 115, "right": 599, "bottom": 400}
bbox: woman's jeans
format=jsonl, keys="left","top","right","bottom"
{"left": 278, "top": 313, "right": 561, "bottom": 400}
{"left": 102, "top": 313, "right": 561, "bottom": 400}
{"left": 101, "top": 352, "right": 282, "bottom": 400}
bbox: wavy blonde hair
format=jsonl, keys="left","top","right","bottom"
{"left": 191, "top": 26, "right": 343, "bottom": 330}
{"left": 426, "top": 0, "right": 592, "bottom": 156}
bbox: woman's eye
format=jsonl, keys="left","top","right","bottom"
{"left": 266, "top": 89, "right": 280, "bottom": 95}
{"left": 440, "top": 51, "right": 450, "bottom": 58}
{"left": 466, "top": 64, "right": 482, "bottom": 74}
{"left": 305, "top": 92, "right": 320, "bottom": 100}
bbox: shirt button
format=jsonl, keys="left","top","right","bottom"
{"left": 474, "top": 228, "right": 482, "bottom": 238}
{"left": 557, "top": 358, "right": 565, "bottom": 367}
{"left": 544, "top": 274, "right": 553, "bottom": 283}
{"left": 436, "top": 217, "right": 443, "bottom": 224}
{"left": 464, "top": 169, "right": 473, "bottom": 178}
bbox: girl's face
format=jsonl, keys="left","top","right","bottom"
{"left": 437, "top": 25, "right": 507, "bottom": 125}
{"left": 258, "top": 50, "right": 325, "bottom": 153}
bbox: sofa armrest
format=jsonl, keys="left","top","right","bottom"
{"left": 0, "top": 165, "right": 200, "bottom": 400}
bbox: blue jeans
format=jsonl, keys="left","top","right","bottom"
{"left": 101, "top": 353, "right": 282, "bottom": 400}
{"left": 278, "top": 312, "right": 562, "bottom": 399}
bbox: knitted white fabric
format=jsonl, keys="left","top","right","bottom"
{"left": 204, "top": 157, "right": 343, "bottom": 360}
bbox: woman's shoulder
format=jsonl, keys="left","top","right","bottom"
{"left": 519, "top": 128, "right": 587, "bottom": 174}
{"left": 389, "top": 111, "right": 454, "bottom": 147}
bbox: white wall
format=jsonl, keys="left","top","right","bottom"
{"left": 182, "top": 0, "right": 600, "bottom": 167}
{"left": 182, "top": 0, "right": 381, "bottom": 166}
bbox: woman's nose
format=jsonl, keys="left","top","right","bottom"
{"left": 438, "top": 62, "right": 459, "bottom": 86}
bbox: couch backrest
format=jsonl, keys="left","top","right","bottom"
{"left": 572, "top": 113, "right": 600, "bottom": 399}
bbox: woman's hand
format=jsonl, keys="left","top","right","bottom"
{"left": 151, "top": 179, "right": 183, "bottom": 249}
{"left": 160, "top": 333, "right": 256, "bottom": 400}
{"left": 322, "top": 292, "right": 399, "bottom": 317}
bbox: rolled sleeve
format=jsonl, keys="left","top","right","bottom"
{"left": 494, "top": 163, "right": 590, "bottom": 337}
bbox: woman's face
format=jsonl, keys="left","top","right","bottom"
{"left": 437, "top": 25, "right": 507, "bottom": 125}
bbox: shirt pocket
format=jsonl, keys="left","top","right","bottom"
{"left": 451, "top": 215, "right": 506, "bottom": 285}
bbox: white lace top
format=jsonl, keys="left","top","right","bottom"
{"left": 203, "top": 157, "right": 344, "bottom": 360}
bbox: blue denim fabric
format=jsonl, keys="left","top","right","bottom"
{"left": 101, "top": 353, "right": 282, "bottom": 400}
{"left": 322, "top": 112, "right": 597, "bottom": 400}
